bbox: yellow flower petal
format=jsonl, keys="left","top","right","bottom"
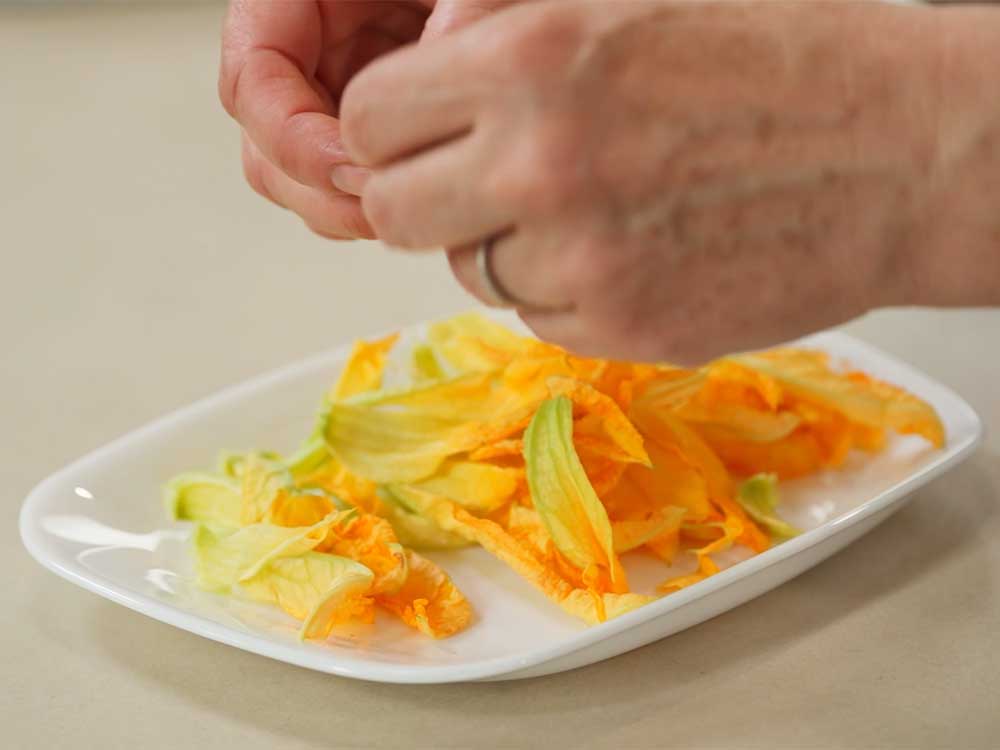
{"left": 412, "top": 459, "right": 521, "bottom": 514}
{"left": 377, "top": 488, "right": 473, "bottom": 549}
{"left": 322, "top": 375, "right": 540, "bottom": 484}
{"left": 676, "top": 401, "right": 802, "bottom": 443}
{"left": 330, "top": 333, "right": 399, "bottom": 401}
{"left": 376, "top": 549, "right": 472, "bottom": 638}
{"left": 293, "top": 453, "right": 379, "bottom": 511}
{"left": 467, "top": 439, "right": 523, "bottom": 462}
{"left": 322, "top": 402, "right": 474, "bottom": 484}
{"left": 388, "top": 486, "right": 639, "bottom": 623}
{"left": 560, "top": 590, "right": 657, "bottom": 625}
{"left": 728, "top": 350, "right": 944, "bottom": 447}
{"left": 239, "top": 454, "right": 289, "bottom": 525}
{"left": 268, "top": 488, "right": 338, "bottom": 527}
{"left": 546, "top": 376, "right": 649, "bottom": 466}
{"left": 611, "top": 505, "right": 686, "bottom": 553}
{"left": 628, "top": 404, "right": 733, "bottom": 505}
{"left": 316, "top": 512, "right": 408, "bottom": 595}
{"left": 657, "top": 514, "right": 742, "bottom": 593}
{"left": 427, "top": 312, "right": 532, "bottom": 373}
{"left": 239, "top": 552, "right": 376, "bottom": 639}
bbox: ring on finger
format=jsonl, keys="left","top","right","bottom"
{"left": 476, "top": 234, "right": 573, "bottom": 314}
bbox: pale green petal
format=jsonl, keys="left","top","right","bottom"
{"left": 192, "top": 512, "right": 348, "bottom": 591}
{"left": 524, "top": 396, "right": 623, "bottom": 586}
{"left": 321, "top": 401, "right": 475, "bottom": 484}
{"left": 217, "top": 451, "right": 281, "bottom": 480}
{"left": 410, "top": 343, "right": 446, "bottom": 382}
{"left": 164, "top": 473, "right": 241, "bottom": 526}
{"left": 284, "top": 436, "right": 331, "bottom": 480}
{"left": 378, "top": 487, "right": 473, "bottom": 550}
{"left": 737, "top": 473, "right": 800, "bottom": 540}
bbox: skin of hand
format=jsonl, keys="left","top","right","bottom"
{"left": 218, "top": 0, "right": 520, "bottom": 239}
{"left": 339, "top": 0, "right": 1000, "bottom": 364}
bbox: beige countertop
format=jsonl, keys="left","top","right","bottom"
{"left": 3, "top": 4, "right": 998, "bottom": 748}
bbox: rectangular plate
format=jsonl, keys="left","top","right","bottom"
{"left": 20, "top": 317, "right": 982, "bottom": 683}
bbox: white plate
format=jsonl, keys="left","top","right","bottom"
{"left": 20, "top": 318, "right": 983, "bottom": 683}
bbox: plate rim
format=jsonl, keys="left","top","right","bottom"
{"left": 19, "top": 327, "right": 985, "bottom": 683}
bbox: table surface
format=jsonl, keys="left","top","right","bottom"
{"left": 3, "top": 4, "right": 998, "bottom": 749}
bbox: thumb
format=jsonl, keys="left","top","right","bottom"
{"left": 422, "top": 0, "right": 520, "bottom": 40}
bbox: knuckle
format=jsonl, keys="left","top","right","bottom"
{"left": 488, "top": 124, "right": 588, "bottom": 215}
{"left": 221, "top": 45, "right": 256, "bottom": 125}
{"left": 498, "top": 6, "right": 584, "bottom": 80}
{"left": 481, "top": 161, "right": 529, "bottom": 214}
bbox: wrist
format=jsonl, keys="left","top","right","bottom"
{"left": 904, "top": 5, "right": 1000, "bottom": 307}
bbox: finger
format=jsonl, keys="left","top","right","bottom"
{"left": 446, "top": 232, "right": 574, "bottom": 311}
{"left": 242, "top": 133, "right": 284, "bottom": 208}
{"left": 362, "top": 134, "right": 510, "bottom": 248}
{"left": 246, "top": 137, "right": 375, "bottom": 239}
{"left": 316, "top": 3, "right": 431, "bottom": 101}
{"left": 422, "top": 0, "right": 524, "bottom": 40}
{"left": 318, "top": 0, "right": 429, "bottom": 48}
{"left": 317, "top": 27, "right": 406, "bottom": 102}
{"left": 220, "top": 0, "right": 349, "bottom": 191}
{"left": 340, "top": 36, "right": 484, "bottom": 166}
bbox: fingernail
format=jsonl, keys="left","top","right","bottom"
{"left": 331, "top": 165, "right": 371, "bottom": 196}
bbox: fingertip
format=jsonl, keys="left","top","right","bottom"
{"left": 270, "top": 111, "right": 351, "bottom": 189}
{"left": 330, "top": 165, "right": 372, "bottom": 196}
{"left": 338, "top": 196, "right": 378, "bottom": 240}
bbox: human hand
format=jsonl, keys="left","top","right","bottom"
{"left": 340, "top": 0, "right": 1000, "bottom": 363}
{"left": 219, "top": 0, "right": 520, "bottom": 239}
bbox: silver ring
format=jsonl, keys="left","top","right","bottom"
{"left": 476, "top": 235, "right": 573, "bottom": 314}
{"left": 476, "top": 235, "right": 519, "bottom": 309}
